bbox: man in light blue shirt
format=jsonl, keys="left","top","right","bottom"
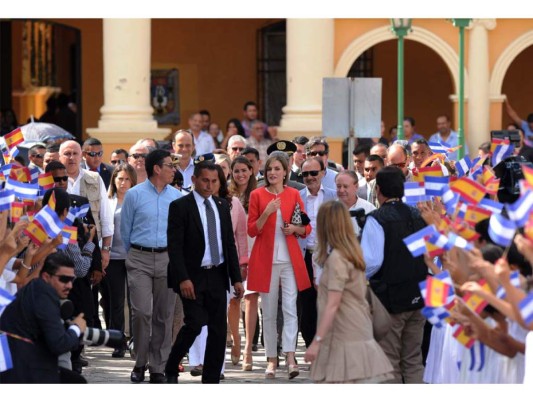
{"left": 504, "top": 97, "right": 533, "bottom": 138}
{"left": 121, "top": 149, "right": 182, "bottom": 383}
{"left": 429, "top": 114, "right": 468, "bottom": 161}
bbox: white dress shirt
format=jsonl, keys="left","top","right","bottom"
{"left": 67, "top": 169, "right": 113, "bottom": 238}
{"left": 178, "top": 158, "right": 195, "bottom": 190}
{"left": 349, "top": 197, "right": 376, "bottom": 237}
{"left": 193, "top": 190, "right": 224, "bottom": 266}
{"left": 194, "top": 131, "right": 216, "bottom": 156}
{"left": 305, "top": 186, "right": 324, "bottom": 249}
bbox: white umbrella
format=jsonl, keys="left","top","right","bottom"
{"left": 19, "top": 116, "right": 75, "bottom": 144}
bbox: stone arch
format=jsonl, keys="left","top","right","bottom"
{"left": 490, "top": 30, "right": 533, "bottom": 96}
{"left": 335, "top": 25, "right": 466, "bottom": 96}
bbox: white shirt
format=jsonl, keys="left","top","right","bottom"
{"left": 178, "top": 158, "right": 195, "bottom": 190}
{"left": 305, "top": 186, "right": 324, "bottom": 248}
{"left": 194, "top": 131, "right": 216, "bottom": 156}
{"left": 67, "top": 168, "right": 113, "bottom": 238}
{"left": 193, "top": 190, "right": 224, "bottom": 266}
{"left": 349, "top": 197, "right": 376, "bottom": 237}
{"left": 273, "top": 209, "right": 291, "bottom": 263}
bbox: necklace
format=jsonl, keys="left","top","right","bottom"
{"left": 265, "top": 186, "right": 284, "bottom": 197}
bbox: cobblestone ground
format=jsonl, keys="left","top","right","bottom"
{"left": 82, "top": 335, "right": 311, "bottom": 384}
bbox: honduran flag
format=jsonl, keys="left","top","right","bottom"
{"left": 0, "top": 287, "right": 15, "bottom": 311}
{"left": 495, "top": 271, "right": 521, "bottom": 299}
{"left": 34, "top": 205, "right": 64, "bottom": 239}
{"left": 450, "top": 177, "right": 486, "bottom": 205}
{"left": 440, "top": 184, "right": 460, "bottom": 215}
{"left": 428, "top": 141, "right": 450, "bottom": 154}
{"left": 492, "top": 142, "right": 514, "bottom": 166}
{"left": 469, "top": 156, "right": 486, "bottom": 179}
{"left": 478, "top": 197, "right": 503, "bottom": 214}
{"left": 447, "top": 232, "right": 474, "bottom": 250}
{"left": 455, "top": 156, "right": 472, "bottom": 178}
{"left": 424, "top": 176, "right": 449, "bottom": 196}
{"left": 0, "top": 333, "right": 13, "bottom": 372}
{"left": 488, "top": 213, "right": 517, "bottom": 247}
{"left": 0, "top": 189, "right": 15, "bottom": 212}
{"left": 403, "top": 225, "right": 439, "bottom": 257}
{"left": 427, "top": 232, "right": 453, "bottom": 254}
{"left": 3, "top": 127, "right": 24, "bottom": 151}
{"left": 519, "top": 292, "right": 533, "bottom": 327}
{"left": 506, "top": 190, "right": 533, "bottom": 228}
{"left": 29, "top": 166, "right": 40, "bottom": 184}
{"left": 490, "top": 138, "right": 510, "bottom": 154}
{"left": 421, "top": 306, "right": 450, "bottom": 328}
{"left": 4, "top": 179, "right": 39, "bottom": 200}
{"left": 403, "top": 182, "right": 430, "bottom": 204}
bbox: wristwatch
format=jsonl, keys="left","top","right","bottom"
{"left": 102, "top": 245, "right": 111, "bottom": 251}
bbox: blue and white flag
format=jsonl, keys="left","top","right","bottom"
{"left": 506, "top": 190, "right": 533, "bottom": 228}
{"left": 447, "top": 232, "right": 474, "bottom": 251}
{"left": 421, "top": 306, "right": 450, "bottom": 328}
{"left": 403, "top": 225, "right": 439, "bottom": 257}
{"left": 495, "top": 271, "right": 521, "bottom": 299}
{"left": 4, "top": 179, "right": 39, "bottom": 200}
{"left": 34, "top": 205, "right": 64, "bottom": 238}
{"left": 428, "top": 141, "right": 449, "bottom": 154}
{"left": 519, "top": 292, "right": 533, "bottom": 327}
{"left": 492, "top": 143, "right": 514, "bottom": 166}
{"left": 74, "top": 203, "right": 90, "bottom": 220}
{"left": 0, "top": 189, "right": 15, "bottom": 212}
{"left": 456, "top": 156, "right": 472, "bottom": 178}
{"left": 424, "top": 176, "right": 449, "bottom": 196}
{"left": 29, "top": 166, "right": 40, "bottom": 184}
{"left": 488, "top": 213, "right": 517, "bottom": 247}
{"left": 0, "top": 334, "right": 13, "bottom": 372}
{"left": 403, "top": 182, "right": 431, "bottom": 204}
{"left": 478, "top": 198, "right": 504, "bottom": 214}
{"left": 440, "top": 184, "right": 460, "bottom": 215}
{"left": 428, "top": 233, "right": 453, "bottom": 252}
{"left": 0, "top": 287, "right": 15, "bottom": 311}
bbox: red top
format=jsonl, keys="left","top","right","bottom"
{"left": 247, "top": 186, "right": 311, "bottom": 293}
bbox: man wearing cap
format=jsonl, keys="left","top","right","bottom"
{"left": 260, "top": 140, "right": 305, "bottom": 190}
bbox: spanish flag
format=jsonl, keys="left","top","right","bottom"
{"left": 62, "top": 225, "right": 78, "bottom": 244}
{"left": 454, "top": 223, "right": 481, "bottom": 242}
{"left": 10, "top": 202, "right": 24, "bottom": 223}
{"left": 453, "top": 325, "right": 475, "bottom": 349}
{"left": 482, "top": 165, "right": 495, "bottom": 183}
{"left": 23, "top": 219, "right": 49, "bottom": 246}
{"left": 421, "top": 153, "right": 446, "bottom": 168}
{"left": 8, "top": 165, "right": 31, "bottom": 183}
{"left": 464, "top": 204, "right": 492, "bottom": 226}
{"left": 463, "top": 279, "right": 491, "bottom": 314}
{"left": 424, "top": 276, "right": 454, "bottom": 307}
{"left": 525, "top": 214, "right": 533, "bottom": 243}
{"left": 38, "top": 172, "right": 55, "bottom": 191}
{"left": 523, "top": 164, "right": 533, "bottom": 187}
{"left": 3, "top": 127, "right": 24, "bottom": 151}
{"left": 48, "top": 190, "right": 57, "bottom": 212}
{"left": 450, "top": 177, "right": 486, "bottom": 204}
{"left": 413, "top": 165, "right": 444, "bottom": 182}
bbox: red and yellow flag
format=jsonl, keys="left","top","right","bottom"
{"left": 24, "top": 219, "right": 48, "bottom": 245}
{"left": 38, "top": 172, "right": 55, "bottom": 190}
{"left": 3, "top": 127, "right": 24, "bottom": 150}
{"left": 462, "top": 279, "right": 491, "bottom": 314}
{"left": 453, "top": 325, "right": 475, "bottom": 349}
{"left": 490, "top": 138, "right": 510, "bottom": 154}
{"left": 523, "top": 164, "right": 533, "bottom": 187}
{"left": 48, "top": 190, "right": 56, "bottom": 212}
{"left": 525, "top": 214, "right": 533, "bottom": 243}
{"left": 464, "top": 204, "right": 492, "bottom": 226}
{"left": 451, "top": 177, "right": 486, "bottom": 204}
{"left": 62, "top": 225, "right": 78, "bottom": 244}
{"left": 421, "top": 153, "right": 446, "bottom": 168}
{"left": 413, "top": 165, "right": 444, "bottom": 182}
{"left": 10, "top": 202, "right": 24, "bottom": 223}
{"left": 454, "top": 223, "right": 481, "bottom": 242}
{"left": 425, "top": 276, "right": 453, "bottom": 307}
{"left": 9, "top": 165, "right": 31, "bottom": 183}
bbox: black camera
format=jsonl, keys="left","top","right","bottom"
{"left": 491, "top": 130, "right": 521, "bottom": 148}
{"left": 60, "top": 299, "right": 125, "bottom": 349}
{"left": 349, "top": 208, "right": 367, "bottom": 230}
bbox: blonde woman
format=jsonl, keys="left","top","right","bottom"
{"left": 304, "top": 200, "right": 393, "bottom": 383}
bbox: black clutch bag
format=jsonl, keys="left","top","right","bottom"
{"left": 291, "top": 203, "right": 310, "bottom": 226}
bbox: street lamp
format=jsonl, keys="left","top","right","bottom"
{"left": 451, "top": 19, "right": 472, "bottom": 160}
{"left": 390, "top": 18, "right": 412, "bottom": 141}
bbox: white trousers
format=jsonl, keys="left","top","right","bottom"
{"left": 260, "top": 262, "right": 298, "bottom": 358}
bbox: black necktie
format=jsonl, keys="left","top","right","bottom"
{"left": 204, "top": 199, "right": 220, "bottom": 265}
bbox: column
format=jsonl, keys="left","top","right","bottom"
{"left": 467, "top": 19, "right": 496, "bottom": 155}
{"left": 87, "top": 19, "right": 169, "bottom": 147}
{"left": 278, "top": 19, "right": 334, "bottom": 139}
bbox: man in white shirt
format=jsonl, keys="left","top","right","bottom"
{"left": 297, "top": 157, "right": 337, "bottom": 347}
{"left": 189, "top": 112, "right": 215, "bottom": 156}
{"left": 226, "top": 135, "right": 247, "bottom": 160}
{"left": 173, "top": 129, "right": 196, "bottom": 191}
{"left": 335, "top": 170, "right": 376, "bottom": 237}
{"left": 59, "top": 140, "right": 113, "bottom": 269}
{"left": 306, "top": 137, "right": 338, "bottom": 190}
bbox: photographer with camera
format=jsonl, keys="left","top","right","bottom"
{"left": 0, "top": 252, "right": 86, "bottom": 383}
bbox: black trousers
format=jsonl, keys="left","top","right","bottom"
{"left": 297, "top": 249, "right": 317, "bottom": 348}
{"left": 101, "top": 259, "right": 127, "bottom": 340}
{"left": 165, "top": 267, "right": 228, "bottom": 383}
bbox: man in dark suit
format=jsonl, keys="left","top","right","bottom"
{"left": 0, "top": 253, "right": 86, "bottom": 383}
{"left": 81, "top": 137, "right": 114, "bottom": 189}
{"left": 165, "top": 161, "right": 243, "bottom": 384}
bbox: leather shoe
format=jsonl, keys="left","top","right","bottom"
{"left": 166, "top": 374, "right": 178, "bottom": 384}
{"left": 79, "top": 355, "right": 89, "bottom": 367}
{"left": 190, "top": 365, "right": 203, "bottom": 377}
{"left": 112, "top": 348, "right": 126, "bottom": 358}
{"left": 130, "top": 365, "right": 146, "bottom": 383}
{"left": 149, "top": 373, "right": 166, "bottom": 384}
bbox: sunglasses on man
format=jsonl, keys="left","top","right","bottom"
{"left": 84, "top": 151, "right": 103, "bottom": 158}
{"left": 32, "top": 154, "right": 44, "bottom": 159}
{"left": 307, "top": 151, "right": 327, "bottom": 157}
{"left": 53, "top": 274, "right": 76, "bottom": 284}
{"left": 130, "top": 153, "right": 147, "bottom": 160}
{"left": 53, "top": 176, "right": 69, "bottom": 183}
{"left": 110, "top": 160, "right": 125, "bottom": 165}
{"left": 301, "top": 170, "right": 321, "bottom": 178}
{"left": 231, "top": 147, "right": 244, "bottom": 152}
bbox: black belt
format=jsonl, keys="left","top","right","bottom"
{"left": 131, "top": 244, "right": 168, "bottom": 253}
{"left": 305, "top": 248, "right": 315, "bottom": 254}
{"left": 201, "top": 264, "right": 221, "bottom": 270}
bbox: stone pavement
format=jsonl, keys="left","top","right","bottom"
{"left": 81, "top": 338, "right": 312, "bottom": 384}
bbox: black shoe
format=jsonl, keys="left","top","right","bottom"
{"left": 252, "top": 344, "right": 258, "bottom": 352}
{"left": 79, "top": 355, "right": 89, "bottom": 367}
{"left": 166, "top": 374, "right": 178, "bottom": 384}
{"left": 190, "top": 365, "right": 203, "bottom": 377}
{"left": 71, "top": 361, "right": 83, "bottom": 374}
{"left": 130, "top": 365, "right": 146, "bottom": 383}
{"left": 112, "top": 348, "right": 126, "bottom": 358}
{"left": 220, "top": 374, "right": 225, "bottom": 380}
{"left": 149, "top": 373, "right": 166, "bottom": 384}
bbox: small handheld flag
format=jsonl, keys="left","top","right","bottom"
{"left": 488, "top": 214, "right": 517, "bottom": 247}
{"left": 0, "top": 333, "right": 13, "bottom": 372}
{"left": 3, "top": 127, "right": 24, "bottom": 151}
{"left": 519, "top": 292, "right": 533, "bottom": 327}
{"left": 403, "top": 225, "right": 439, "bottom": 257}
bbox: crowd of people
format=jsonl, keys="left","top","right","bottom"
{"left": 1, "top": 98, "right": 533, "bottom": 385}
